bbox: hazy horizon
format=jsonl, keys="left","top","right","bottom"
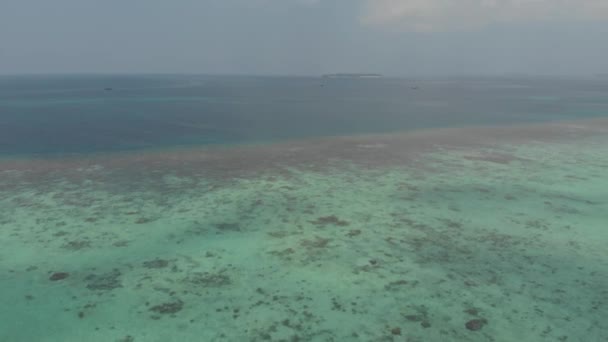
{"left": 1, "top": 72, "right": 607, "bottom": 79}
{"left": 2, "top": 0, "right": 608, "bottom": 76}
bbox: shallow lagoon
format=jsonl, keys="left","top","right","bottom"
{"left": 1, "top": 119, "right": 607, "bottom": 341}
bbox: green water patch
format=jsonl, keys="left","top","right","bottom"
{"left": 0, "top": 133, "right": 607, "bottom": 341}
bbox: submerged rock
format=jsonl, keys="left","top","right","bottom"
{"left": 465, "top": 318, "right": 488, "bottom": 331}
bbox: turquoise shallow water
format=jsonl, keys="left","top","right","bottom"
{"left": 1, "top": 119, "right": 607, "bottom": 341}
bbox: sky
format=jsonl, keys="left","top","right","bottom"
{"left": 1, "top": 0, "right": 608, "bottom": 76}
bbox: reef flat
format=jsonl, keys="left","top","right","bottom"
{"left": 1, "top": 119, "right": 607, "bottom": 341}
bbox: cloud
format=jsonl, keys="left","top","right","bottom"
{"left": 362, "top": 0, "right": 608, "bottom": 31}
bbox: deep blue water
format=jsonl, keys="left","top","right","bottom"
{"left": 1, "top": 74, "right": 607, "bottom": 156}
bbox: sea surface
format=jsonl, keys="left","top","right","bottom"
{"left": 2, "top": 75, "right": 608, "bottom": 156}
{"left": 0, "top": 75, "right": 607, "bottom": 342}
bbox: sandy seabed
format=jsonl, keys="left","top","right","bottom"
{"left": 1, "top": 119, "right": 607, "bottom": 342}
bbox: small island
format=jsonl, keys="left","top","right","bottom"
{"left": 322, "top": 73, "right": 383, "bottom": 79}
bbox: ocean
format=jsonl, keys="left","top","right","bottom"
{"left": 0, "top": 75, "right": 607, "bottom": 341}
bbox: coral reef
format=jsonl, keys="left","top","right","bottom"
{"left": 465, "top": 318, "right": 488, "bottom": 331}
{"left": 49, "top": 272, "right": 69, "bottom": 281}
{"left": 85, "top": 269, "right": 122, "bottom": 291}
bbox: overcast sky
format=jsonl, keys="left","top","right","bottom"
{"left": 1, "top": 0, "right": 607, "bottom": 76}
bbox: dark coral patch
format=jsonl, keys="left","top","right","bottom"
{"left": 186, "top": 271, "right": 231, "bottom": 287}
{"left": 465, "top": 318, "right": 488, "bottom": 331}
{"left": 113, "top": 240, "right": 129, "bottom": 247}
{"left": 464, "top": 308, "right": 479, "bottom": 316}
{"left": 85, "top": 269, "right": 122, "bottom": 291}
{"left": 149, "top": 300, "right": 184, "bottom": 315}
{"left": 49, "top": 272, "right": 69, "bottom": 281}
{"left": 135, "top": 217, "right": 153, "bottom": 224}
{"left": 301, "top": 236, "right": 331, "bottom": 248}
{"left": 215, "top": 222, "right": 242, "bottom": 232}
{"left": 62, "top": 240, "right": 91, "bottom": 250}
{"left": 346, "top": 229, "right": 361, "bottom": 237}
{"left": 384, "top": 280, "right": 408, "bottom": 290}
{"left": 142, "top": 259, "right": 169, "bottom": 269}
{"left": 310, "top": 215, "right": 349, "bottom": 227}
